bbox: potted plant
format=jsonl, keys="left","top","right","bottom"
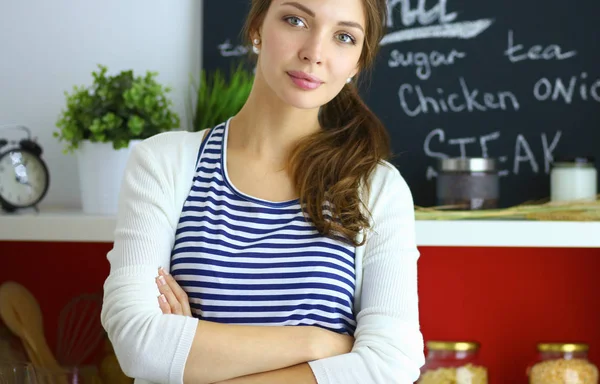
{"left": 54, "top": 64, "right": 180, "bottom": 215}
{"left": 191, "top": 61, "right": 254, "bottom": 132}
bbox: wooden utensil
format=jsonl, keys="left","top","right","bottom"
{"left": 0, "top": 281, "right": 67, "bottom": 384}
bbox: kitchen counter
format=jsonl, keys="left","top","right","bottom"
{"left": 1, "top": 208, "right": 599, "bottom": 247}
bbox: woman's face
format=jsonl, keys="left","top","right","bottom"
{"left": 255, "top": 0, "right": 366, "bottom": 110}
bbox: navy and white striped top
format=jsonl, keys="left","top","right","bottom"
{"left": 169, "top": 119, "right": 357, "bottom": 335}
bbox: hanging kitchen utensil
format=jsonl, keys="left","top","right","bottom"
{"left": 56, "top": 293, "right": 104, "bottom": 367}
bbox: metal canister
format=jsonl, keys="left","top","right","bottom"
{"left": 436, "top": 158, "right": 499, "bottom": 210}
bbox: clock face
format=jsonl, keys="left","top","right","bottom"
{"left": 0, "top": 149, "right": 49, "bottom": 208}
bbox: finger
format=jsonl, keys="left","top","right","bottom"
{"left": 158, "top": 294, "right": 171, "bottom": 314}
{"left": 159, "top": 268, "right": 192, "bottom": 317}
{"left": 156, "top": 275, "right": 183, "bottom": 315}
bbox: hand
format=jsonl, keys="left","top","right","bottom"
{"left": 156, "top": 267, "right": 192, "bottom": 317}
{"left": 312, "top": 327, "right": 355, "bottom": 360}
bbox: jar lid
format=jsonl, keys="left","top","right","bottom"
{"left": 553, "top": 156, "right": 595, "bottom": 164}
{"left": 426, "top": 341, "right": 480, "bottom": 351}
{"left": 537, "top": 343, "right": 589, "bottom": 353}
{"left": 439, "top": 158, "right": 497, "bottom": 172}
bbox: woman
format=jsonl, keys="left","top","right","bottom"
{"left": 100, "top": 0, "right": 425, "bottom": 383}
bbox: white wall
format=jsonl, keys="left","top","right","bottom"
{"left": 0, "top": 0, "right": 203, "bottom": 209}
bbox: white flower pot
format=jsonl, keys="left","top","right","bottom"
{"left": 76, "top": 140, "right": 141, "bottom": 215}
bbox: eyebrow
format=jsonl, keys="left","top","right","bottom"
{"left": 281, "top": 1, "right": 365, "bottom": 33}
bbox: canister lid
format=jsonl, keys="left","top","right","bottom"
{"left": 439, "top": 158, "right": 497, "bottom": 172}
{"left": 426, "top": 341, "right": 480, "bottom": 351}
{"left": 537, "top": 343, "right": 589, "bottom": 353}
{"left": 552, "top": 156, "right": 596, "bottom": 169}
{"left": 553, "top": 156, "right": 595, "bottom": 164}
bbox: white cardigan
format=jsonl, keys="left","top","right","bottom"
{"left": 100, "top": 128, "right": 425, "bottom": 384}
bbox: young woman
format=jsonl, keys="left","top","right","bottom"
{"left": 100, "top": 0, "right": 425, "bottom": 383}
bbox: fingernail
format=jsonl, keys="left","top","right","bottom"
{"left": 159, "top": 267, "right": 169, "bottom": 275}
{"left": 158, "top": 276, "right": 167, "bottom": 286}
{"left": 159, "top": 294, "right": 167, "bottom": 303}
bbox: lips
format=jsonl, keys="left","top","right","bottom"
{"left": 287, "top": 71, "right": 323, "bottom": 83}
{"left": 287, "top": 71, "right": 323, "bottom": 90}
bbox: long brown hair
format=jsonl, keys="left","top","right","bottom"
{"left": 242, "top": 0, "right": 390, "bottom": 246}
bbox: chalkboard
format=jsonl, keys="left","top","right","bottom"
{"left": 202, "top": 0, "right": 600, "bottom": 208}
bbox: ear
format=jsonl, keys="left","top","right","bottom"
{"left": 248, "top": 26, "right": 257, "bottom": 43}
{"left": 252, "top": 26, "right": 263, "bottom": 42}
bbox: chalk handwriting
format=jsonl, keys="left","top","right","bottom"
{"left": 514, "top": 135, "right": 539, "bottom": 174}
{"left": 505, "top": 30, "right": 577, "bottom": 63}
{"left": 424, "top": 128, "right": 449, "bottom": 160}
{"left": 449, "top": 137, "right": 476, "bottom": 158}
{"left": 480, "top": 132, "right": 501, "bottom": 158}
{"left": 388, "top": 49, "right": 467, "bottom": 80}
{"left": 542, "top": 131, "right": 562, "bottom": 174}
{"left": 534, "top": 73, "right": 600, "bottom": 103}
{"left": 218, "top": 39, "right": 249, "bottom": 57}
{"left": 424, "top": 129, "right": 563, "bottom": 179}
{"left": 399, "top": 78, "right": 520, "bottom": 117}
{"left": 386, "top": 0, "right": 458, "bottom": 27}
{"left": 381, "top": 20, "right": 494, "bottom": 45}
{"left": 382, "top": 0, "right": 493, "bottom": 45}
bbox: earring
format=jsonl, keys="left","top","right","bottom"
{"left": 346, "top": 77, "right": 353, "bottom": 84}
{"left": 252, "top": 38, "right": 261, "bottom": 54}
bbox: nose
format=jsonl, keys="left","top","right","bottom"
{"left": 298, "top": 35, "right": 324, "bottom": 65}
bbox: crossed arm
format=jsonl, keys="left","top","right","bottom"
{"left": 102, "top": 140, "right": 424, "bottom": 384}
{"left": 155, "top": 267, "right": 354, "bottom": 384}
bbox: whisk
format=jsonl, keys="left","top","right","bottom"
{"left": 55, "top": 293, "right": 104, "bottom": 367}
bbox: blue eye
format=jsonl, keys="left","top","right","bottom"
{"left": 285, "top": 16, "right": 306, "bottom": 28}
{"left": 338, "top": 33, "right": 356, "bottom": 45}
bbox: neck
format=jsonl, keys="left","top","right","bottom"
{"left": 228, "top": 70, "right": 321, "bottom": 166}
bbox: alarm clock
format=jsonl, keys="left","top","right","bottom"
{"left": 0, "top": 127, "right": 50, "bottom": 213}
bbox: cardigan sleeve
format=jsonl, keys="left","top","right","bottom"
{"left": 308, "top": 163, "right": 425, "bottom": 384}
{"left": 100, "top": 138, "right": 199, "bottom": 384}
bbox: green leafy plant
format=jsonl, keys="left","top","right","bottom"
{"left": 191, "top": 62, "right": 254, "bottom": 132}
{"left": 54, "top": 64, "right": 181, "bottom": 153}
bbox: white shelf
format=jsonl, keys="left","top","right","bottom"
{"left": 415, "top": 220, "right": 600, "bottom": 248}
{"left": 0, "top": 208, "right": 116, "bottom": 243}
{"left": 1, "top": 208, "right": 599, "bottom": 247}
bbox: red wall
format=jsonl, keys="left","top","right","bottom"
{"left": 1, "top": 241, "right": 599, "bottom": 383}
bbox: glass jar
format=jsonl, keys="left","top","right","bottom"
{"left": 551, "top": 156, "right": 597, "bottom": 202}
{"left": 528, "top": 343, "right": 599, "bottom": 384}
{"left": 417, "top": 341, "right": 488, "bottom": 384}
{"left": 436, "top": 158, "right": 499, "bottom": 210}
